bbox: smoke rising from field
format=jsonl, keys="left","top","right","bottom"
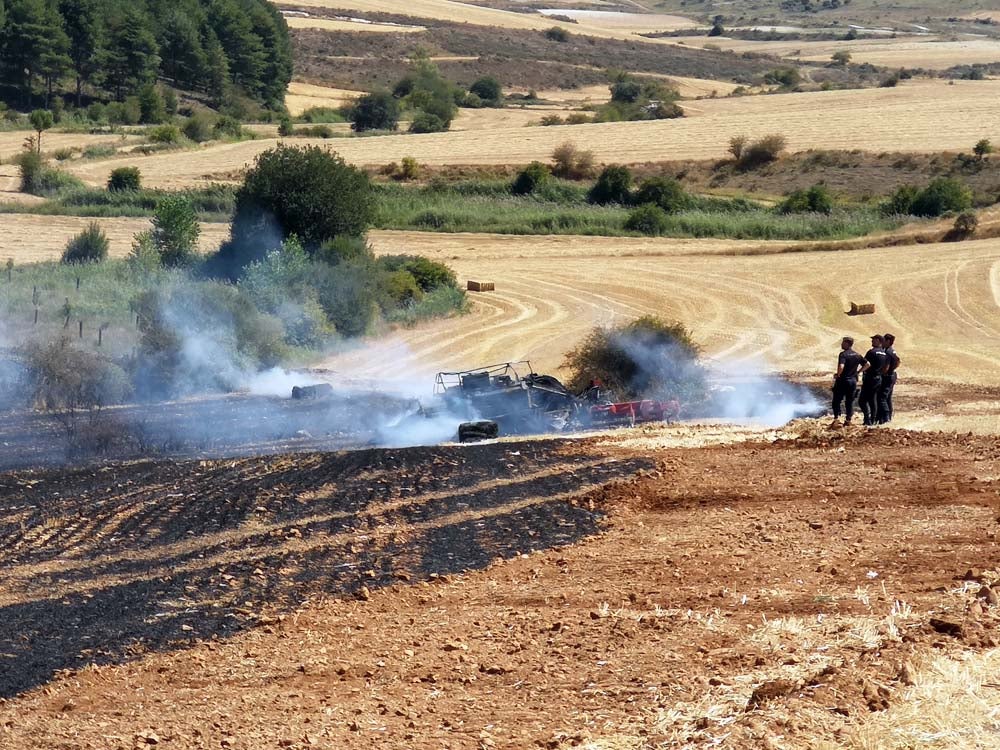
{"left": 611, "top": 328, "right": 822, "bottom": 426}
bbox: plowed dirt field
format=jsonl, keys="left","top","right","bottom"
{"left": 65, "top": 80, "right": 1000, "bottom": 186}
{"left": 2, "top": 426, "right": 999, "bottom": 748}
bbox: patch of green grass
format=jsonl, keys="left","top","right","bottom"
{"left": 374, "top": 179, "right": 902, "bottom": 240}
{"left": 0, "top": 185, "right": 236, "bottom": 222}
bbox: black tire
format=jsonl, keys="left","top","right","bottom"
{"left": 458, "top": 420, "right": 499, "bottom": 443}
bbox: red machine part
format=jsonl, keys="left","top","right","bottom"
{"left": 589, "top": 398, "right": 681, "bottom": 424}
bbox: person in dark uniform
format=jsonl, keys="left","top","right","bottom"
{"left": 831, "top": 336, "right": 866, "bottom": 426}
{"left": 879, "top": 333, "right": 900, "bottom": 423}
{"left": 860, "top": 334, "right": 888, "bottom": 426}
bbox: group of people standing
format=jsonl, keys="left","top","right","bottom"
{"left": 831, "top": 334, "right": 900, "bottom": 427}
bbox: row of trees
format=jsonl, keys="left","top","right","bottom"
{"left": 0, "top": 0, "right": 292, "bottom": 109}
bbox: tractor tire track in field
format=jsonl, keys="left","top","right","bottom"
{"left": 319, "top": 233, "right": 1000, "bottom": 386}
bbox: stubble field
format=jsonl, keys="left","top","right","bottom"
{"left": 64, "top": 79, "right": 1000, "bottom": 188}
{"left": 670, "top": 34, "right": 1000, "bottom": 69}
{"left": 272, "top": 0, "right": 696, "bottom": 42}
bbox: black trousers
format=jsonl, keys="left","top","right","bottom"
{"left": 860, "top": 376, "right": 884, "bottom": 425}
{"left": 878, "top": 372, "right": 897, "bottom": 422}
{"left": 832, "top": 378, "right": 857, "bottom": 421}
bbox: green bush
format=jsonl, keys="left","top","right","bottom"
{"left": 624, "top": 204, "right": 669, "bottom": 235}
{"left": 61, "top": 221, "right": 110, "bottom": 264}
{"left": 299, "top": 107, "right": 347, "bottom": 124}
{"left": 399, "top": 156, "right": 420, "bottom": 181}
{"left": 315, "top": 235, "right": 373, "bottom": 266}
{"left": 17, "top": 150, "right": 44, "bottom": 193}
{"left": 382, "top": 270, "right": 423, "bottom": 306}
{"left": 138, "top": 84, "right": 166, "bottom": 124}
{"left": 214, "top": 115, "right": 245, "bottom": 140}
{"left": 350, "top": 90, "right": 400, "bottom": 132}
{"left": 780, "top": 184, "right": 833, "bottom": 214}
{"left": 377, "top": 254, "right": 457, "bottom": 291}
{"left": 295, "top": 124, "right": 335, "bottom": 138}
{"left": 385, "top": 285, "right": 468, "bottom": 326}
{"left": 512, "top": 161, "right": 551, "bottom": 195}
{"left": 183, "top": 112, "right": 217, "bottom": 143}
{"left": 147, "top": 125, "right": 181, "bottom": 144}
{"left": 632, "top": 177, "right": 690, "bottom": 212}
{"left": 82, "top": 143, "right": 116, "bottom": 159}
{"left": 278, "top": 117, "right": 294, "bottom": 137}
{"left": 229, "top": 144, "right": 374, "bottom": 261}
{"left": 883, "top": 184, "right": 920, "bottom": 216}
{"left": 588, "top": 165, "right": 633, "bottom": 205}
{"left": 469, "top": 76, "right": 502, "bottom": 105}
{"left": 152, "top": 196, "right": 201, "bottom": 267}
{"left": 18, "top": 152, "right": 84, "bottom": 196}
{"left": 545, "top": 26, "right": 569, "bottom": 42}
{"left": 409, "top": 112, "right": 446, "bottom": 133}
{"left": 911, "top": 177, "right": 972, "bottom": 217}
{"left": 562, "top": 315, "right": 706, "bottom": 401}
{"left": 108, "top": 167, "right": 142, "bottom": 192}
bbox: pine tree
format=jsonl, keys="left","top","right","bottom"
{"left": 159, "top": 9, "right": 206, "bottom": 89}
{"left": 39, "top": 5, "right": 71, "bottom": 107}
{"left": 58, "top": 0, "right": 101, "bottom": 106}
{"left": 103, "top": 7, "right": 159, "bottom": 100}
{"left": 203, "top": 30, "right": 229, "bottom": 107}
{"left": 2, "top": 0, "right": 50, "bottom": 105}
{"left": 208, "top": 0, "right": 265, "bottom": 98}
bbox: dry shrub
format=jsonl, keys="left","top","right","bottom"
{"left": 737, "top": 133, "right": 787, "bottom": 169}
{"left": 551, "top": 141, "right": 595, "bottom": 180}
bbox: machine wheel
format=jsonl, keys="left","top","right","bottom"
{"left": 458, "top": 420, "right": 499, "bottom": 443}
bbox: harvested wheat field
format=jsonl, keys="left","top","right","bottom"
{"left": 0, "top": 215, "right": 230, "bottom": 263}
{"left": 0, "top": 130, "right": 132, "bottom": 162}
{"left": 322, "top": 231, "right": 1000, "bottom": 393}
{"left": 672, "top": 34, "right": 1000, "bottom": 69}
{"left": 273, "top": 0, "right": 694, "bottom": 43}
{"left": 3, "top": 425, "right": 1000, "bottom": 749}
{"left": 67, "top": 79, "right": 1000, "bottom": 187}
{"left": 283, "top": 14, "right": 425, "bottom": 33}
{"left": 285, "top": 82, "right": 365, "bottom": 116}
{"left": 532, "top": 75, "right": 740, "bottom": 104}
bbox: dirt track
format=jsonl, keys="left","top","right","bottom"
{"left": 2, "top": 425, "right": 998, "bottom": 748}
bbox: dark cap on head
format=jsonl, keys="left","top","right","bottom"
{"left": 842, "top": 336, "right": 854, "bottom": 347}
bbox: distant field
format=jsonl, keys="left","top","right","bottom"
{"left": 283, "top": 15, "right": 425, "bottom": 33}
{"left": 673, "top": 34, "right": 1000, "bottom": 69}
{"left": 326, "top": 231, "right": 1000, "bottom": 388}
{"left": 284, "top": 81, "right": 364, "bottom": 116}
{"left": 0, "top": 216, "right": 229, "bottom": 264}
{"left": 274, "top": 0, "right": 694, "bottom": 43}
{"left": 65, "top": 79, "right": 1000, "bottom": 187}
{"left": 0, "top": 131, "right": 131, "bottom": 162}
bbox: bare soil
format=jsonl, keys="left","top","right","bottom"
{"left": 1, "top": 425, "right": 999, "bottom": 747}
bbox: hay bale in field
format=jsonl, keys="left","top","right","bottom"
{"left": 467, "top": 280, "right": 495, "bottom": 292}
{"left": 848, "top": 302, "right": 876, "bottom": 316}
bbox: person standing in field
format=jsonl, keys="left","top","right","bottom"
{"left": 879, "top": 333, "right": 900, "bottom": 423}
{"left": 860, "top": 334, "right": 888, "bottom": 427}
{"left": 831, "top": 336, "right": 866, "bottom": 426}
